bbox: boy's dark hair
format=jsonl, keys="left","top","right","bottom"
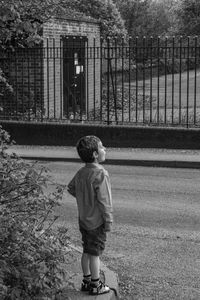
{"left": 76, "top": 135, "right": 101, "bottom": 163}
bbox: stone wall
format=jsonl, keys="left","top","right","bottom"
{"left": 1, "top": 120, "right": 200, "bottom": 149}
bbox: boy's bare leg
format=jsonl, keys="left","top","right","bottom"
{"left": 81, "top": 253, "right": 100, "bottom": 279}
{"left": 89, "top": 255, "right": 110, "bottom": 295}
{"left": 81, "top": 253, "right": 92, "bottom": 291}
{"left": 89, "top": 255, "right": 100, "bottom": 280}
{"left": 81, "top": 252, "right": 90, "bottom": 275}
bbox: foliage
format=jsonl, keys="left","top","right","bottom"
{"left": 114, "top": 0, "right": 150, "bottom": 37}
{"left": 0, "top": 0, "right": 127, "bottom": 46}
{"left": 144, "top": 0, "right": 174, "bottom": 37}
{"left": 114, "top": 0, "right": 180, "bottom": 37}
{"left": 0, "top": 0, "right": 61, "bottom": 99}
{"left": 0, "top": 0, "right": 63, "bottom": 47}
{"left": 88, "top": 74, "right": 157, "bottom": 124}
{"left": 0, "top": 126, "right": 68, "bottom": 300}
{"left": 60, "top": 0, "right": 127, "bottom": 38}
{"left": 0, "top": 69, "right": 13, "bottom": 96}
{"left": 174, "top": 0, "right": 200, "bottom": 36}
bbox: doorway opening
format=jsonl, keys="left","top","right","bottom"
{"left": 62, "top": 36, "right": 87, "bottom": 118}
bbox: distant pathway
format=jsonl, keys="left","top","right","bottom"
{"left": 125, "top": 69, "right": 200, "bottom": 108}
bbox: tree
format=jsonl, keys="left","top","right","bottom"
{"left": 60, "top": 0, "right": 127, "bottom": 38}
{"left": 145, "top": 0, "right": 175, "bottom": 37}
{"left": 114, "top": 0, "right": 150, "bottom": 37}
{"left": 0, "top": 0, "right": 62, "bottom": 47}
{"left": 0, "top": 0, "right": 127, "bottom": 47}
{"left": 175, "top": 0, "right": 200, "bottom": 36}
{"left": 114, "top": 0, "right": 179, "bottom": 37}
{"left": 0, "top": 0, "right": 63, "bottom": 102}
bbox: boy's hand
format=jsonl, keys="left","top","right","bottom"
{"left": 104, "top": 222, "right": 112, "bottom": 232}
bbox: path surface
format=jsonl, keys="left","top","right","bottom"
{"left": 42, "top": 161, "right": 200, "bottom": 299}
{"left": 130, "top": 69, "right": 200, "bottom": 108}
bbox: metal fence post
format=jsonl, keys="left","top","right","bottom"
{"left": 107, "top": 37, "right": 110, "bottom": 125}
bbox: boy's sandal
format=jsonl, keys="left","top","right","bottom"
{"left": 89, "top": 280, "right": 110, "bottom": 295}
{"left": 81, "top": 279, "right": 91, "bottom": 292}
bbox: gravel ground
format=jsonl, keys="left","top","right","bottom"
{"left": 101, "top": 228, "right": 200, "bottom": 300}
{"left": 61, "top": 222, "right": 200, "bottom": 300}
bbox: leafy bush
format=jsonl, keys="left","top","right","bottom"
{"left": 0, "top": 126, "right": 68, "bottom": 300}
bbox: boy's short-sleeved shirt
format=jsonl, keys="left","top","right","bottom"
{"left": 68, "top": 163, "right": 113, "bottom": 230}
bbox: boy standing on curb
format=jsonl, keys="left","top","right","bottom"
{"left": 68, "top": 135, "right": 113, "bottom": 295}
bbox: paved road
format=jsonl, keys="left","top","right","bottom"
{"left": 42, "top": 161, "right": 200, "bottom": 299}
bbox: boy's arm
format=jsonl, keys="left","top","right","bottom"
{"left": 94, "top": 170, "right": 113, "bottom": 231}
{"left": 104, "top": 221, "right": 112, "bottom": 232}
{"left": 67, "top": 176, "right": 76, "bottom": 197}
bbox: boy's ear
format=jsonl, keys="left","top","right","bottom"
{"left": 93, "top": 150, "right": 98, "bottom": 159}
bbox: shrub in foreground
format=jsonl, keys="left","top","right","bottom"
{"left": 0, "top": 126, "right": 68, "bottom": 300}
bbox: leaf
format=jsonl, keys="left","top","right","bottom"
{"left": 0, "top": 126, "right": 68, "bottom": 298}
{"left": 10, "top": 287, "right": 21, "bottom": 300}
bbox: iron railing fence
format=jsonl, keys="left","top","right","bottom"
{"left": 1, "top": 36, "right": 200, "bottom": 127}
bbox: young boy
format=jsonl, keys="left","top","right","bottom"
{"left": 68, "top": 135, "right": 113, "bottom": 295}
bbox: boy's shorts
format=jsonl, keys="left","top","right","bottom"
{"left": 79, "top": 224, "right": 107, "bottom": 256}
